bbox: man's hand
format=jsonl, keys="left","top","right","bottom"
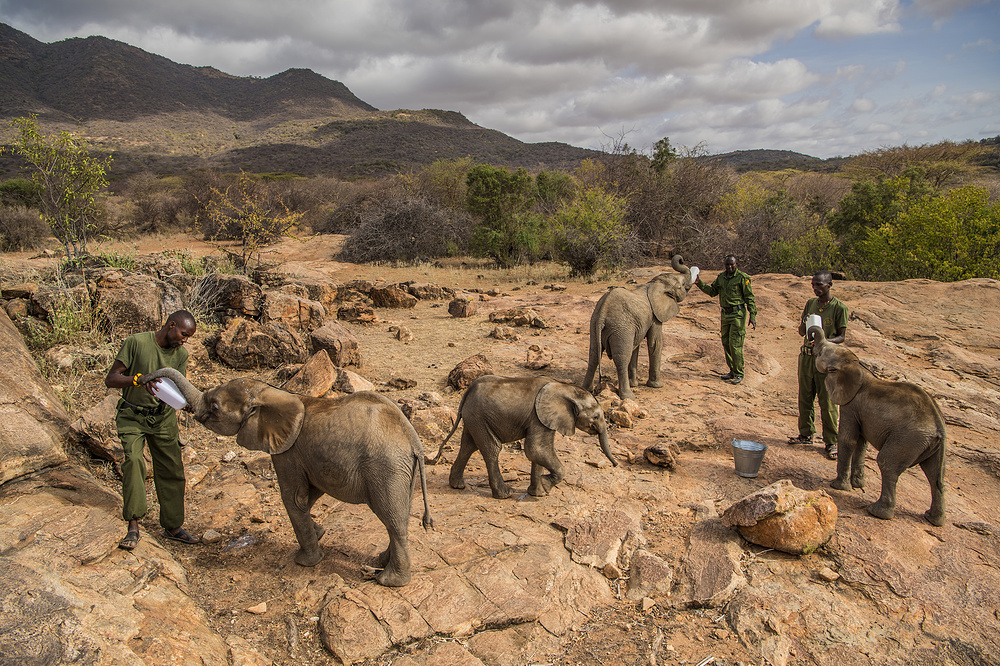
{"left": 749, "top": 319, "right": 756, "bottom": 330}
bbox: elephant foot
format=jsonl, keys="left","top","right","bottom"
{"left": 313, "top": 522, "right": 326, "bottom": 541}
{"left": 374, "top": 548, "right": 390, "bottom": 568}
{"left": 376, "top": 567, "right": 412, "bottom": 587}
{"left": 491, "top": 484, "right": 514, "bottom": 500}
{"left": 830, "top": 478, "right": 851, "bottom": 491}
{"left": 866, "top": 502, "right": 895, "bottom": 521}
{"left": 449, "top": 478, "right": 466, "bottom": 491}
{"left": 527, "top": 483, "right": 547, "bottom": 497}
{"left": 850, "top": 476, "right": 866, "bottom": 490}
{"left": 646, "top": 379, "right": 664, "bottom": 389}
{"left": 618, "top": 388, "right": 635, "bottom": 400}
{"left": 294, "top": 547, "right": 325, "bottom": 567}
{"left": 924, "top": 509, "right": 946, "bottom": 527}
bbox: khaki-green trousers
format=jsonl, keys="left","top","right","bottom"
{"left": 721, "top": 311, "right": 747, "bottom": 377}
{"left": 797, "top": 352, "right": 839, "bottom": 448}
{"left": 116, "top": 402, "right": 186, "bottom": 530}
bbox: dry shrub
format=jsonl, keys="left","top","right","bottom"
{"left": 0, "top": 205, "right": 49, "bottom": 251}
{"left": 339, "top": 192, "right": 471, "bottom": 264}
{"left": 310, "top": 178, "right": 402, "bottom": 234}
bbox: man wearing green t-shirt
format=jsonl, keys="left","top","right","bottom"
{"left": 695, "top": 255, "right": 757, "bottom": 385}
{"left": 105, "top": 310, "right": 198, "bottom": 550}
{"left": 789, "top": 270, "right": 848, "bottom": 460}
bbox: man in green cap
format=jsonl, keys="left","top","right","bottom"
{"left": 105, "top": 310, "right": 198, "bottom": 550}
{"left": 695, "top": 254, "right": 757, "bottom": 384}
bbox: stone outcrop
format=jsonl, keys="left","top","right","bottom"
{"left": 721, "top": 480, "right": 838, "bottom": 555}
{"left": 93, "top": 271, "right": 185, "bottom": 337}
{"left": 261, "top": 291, "right": 325, "bottom": 331}
{"left": 447, "top": 354, "right": 493, "bottom": 390}
{"left": 448, "top": 295, "right": 477, "bottom": 318}
{"left": 189, "top": 274, "right": 263, "bottom": 323}
{"left": 310, "top": 321, "right": 362, "bottom": 367}
{"left": 281, "top": 350, "right": 337, "bottom": 397}
{"left": 371, "top": 283, "right": 418, "bottom": 309}
{"left": 210, "top": 318, "right": 309, "bottom": 369}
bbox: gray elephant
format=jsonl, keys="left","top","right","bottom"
{"left": 430, "top": 375, "right": 618, "bottom": 499}
{"left": 809, "top": 326, "right": 946, "bottom": 526}
{"left": 142, "top": 368, "right": 432, "bottom": 586}
{"left": 583, "top": 254, "right": 695, "bottom": 399}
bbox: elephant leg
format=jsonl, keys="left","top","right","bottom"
{"left": 919, "top": 453, "right": 946, "bottom": 526}
{"left": 868, "top": 450, "right": 906, "bottom": 521}
{"left": 277, "top": 480, "right": 325, "bottom": 567}
{"left": 448, "top": 430, "right": 477, "bottom": 490}
{"left": 645, "top": 326, "right": 663, "bottom": 388}
{"left": 308, "top": 486, "right": 326, "bottom": 541}
{"left": 627, "top": 346, "right": 640, "bottom": 388}
{"left": 850, "top": 439, "right": 868, "bottom": 489}
{"left": 525, "top": 435, "right": 563, "bottom": 496}
{"left": 482, "top": 441, "right": 513, "bottom": 499}
{"left": 584, "top": 332, "right": 601, "bottom": 391}
{"left": 367, "top": 485, "right": 413, "bottom": 587}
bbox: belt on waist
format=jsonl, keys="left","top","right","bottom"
{"left": 121, "top": 399, "right": 166, "bottom": 416}
{"left": 800, "top": 345, "right": 814, "bottom": 356}
{"left": 722, "top": 305, "right": 745, "bottom": 314}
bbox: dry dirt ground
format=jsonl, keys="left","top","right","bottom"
{"left": 6, "top": 232, "right": 1000, "bottom": 665}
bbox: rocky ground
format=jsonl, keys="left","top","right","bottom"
{"left": 2, "top": 233, "right": 999, "bottom": 666}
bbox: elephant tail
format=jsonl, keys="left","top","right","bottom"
{"left": 413, "top": 451, "right": 434, "bottom": 530}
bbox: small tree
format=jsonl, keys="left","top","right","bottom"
{"left": 466, "top": 164, "right": 539, "bottom": 267}
{"left": 3, "top": 116, "right": 111, "bottom": 259}
{"left": 201, "top": 171, "right": 303, "bottom": 272}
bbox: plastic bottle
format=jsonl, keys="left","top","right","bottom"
{"left": 150, "top": 378, "right": 187, "bottom": 409}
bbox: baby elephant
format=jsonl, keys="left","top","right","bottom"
{"left": 809, "top": 326, "right": 946, "bottom": 525}
{"left": 142, "top": 367, "right": 432, "bottom": 586}
{"left": 431, "top": 375, "right": 618, "bottom": 499}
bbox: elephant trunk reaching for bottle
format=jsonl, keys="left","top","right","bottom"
{"left": 141, "top": 367, "right": 432, "bottom": 587}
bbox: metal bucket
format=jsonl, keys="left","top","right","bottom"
{"left": 732, "top": 439, "right": 767, "bottom": 478}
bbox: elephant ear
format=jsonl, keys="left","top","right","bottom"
{"left": 236, "top": 386, "right": 305, "bottom": 454}
{"left": 824, "top": 351, "right": 864, "bottom": 405}
{"left": 647, "top": 279, "right": 681, "bottom": 323}
{"left": 535, "top": 382, "right": 576, "bottom": 437}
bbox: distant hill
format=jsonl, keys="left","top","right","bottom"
{"left": 705, "top": 149, "right": 842, "bottom": 173}
{"left": 0, "top": 23, "right": 600, "bottom": 177}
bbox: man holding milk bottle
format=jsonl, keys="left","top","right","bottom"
{"left": 789, "top": 271, "right": 848, "bottom": 460}
{"left": 105, "top": 310, "right": 198, "bottom": 550}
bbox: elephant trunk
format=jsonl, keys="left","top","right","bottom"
{"left": 598, "top": 425, "right": 619, "bottom": 467}
{"left": 140, "top": 367, "right": 204, "bottom": 411}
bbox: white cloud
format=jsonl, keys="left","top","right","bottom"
{"left": 851, "top": 98, "right": 876, "bottom": 112}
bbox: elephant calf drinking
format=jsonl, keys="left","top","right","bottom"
{"left": 142, "top": 368, "right": 433, "bottom": 586}
{"left": 431, "top": 375, "right": 618, "bottom": 499}
{"left": 809, "top": 326, "right": 946, "bottom": 526}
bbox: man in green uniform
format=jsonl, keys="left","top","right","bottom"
{"left": 105, "top": 310, "right": 198, "bottom": 550}
{"left": 695, "top": 254, "right": 757, "bottom": 384}
{"left": 788, "top": 270, "right": 848, "bottom": 460}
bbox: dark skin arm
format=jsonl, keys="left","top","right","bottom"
{"left": 105, "top": 360, "right": 160, "bottom": 395}
{"left": 798, "top": 321, "right": 847, "bottom": 344}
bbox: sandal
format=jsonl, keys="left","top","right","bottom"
{"left": 825, "top": 445, "right": 838, "bottom": 460}
{"left": 787, "top": 435, "right": 812, "bottom": 445}
{"left": 119, "top": 530, "right": 140, "bottom": 551}
{"left": 163, "top": 527, "right": 200, "bottom": 544}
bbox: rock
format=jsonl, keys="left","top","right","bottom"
{"left": 0, "top": 309, "right": 69, "bottom": 484}
{"left": 371, "top": 283, "right": 418, "bottom": 309}
{"left": 395, "top": 326, "right": 414, "bottom": 343}
{"left": 644, "top": 441, "right": 680, "bottom": 469}
{"left": 564, "top": 509, "right": 645, "bottom": 575}
{"left": 720, "top": 480, "right": 838, "bottom": 555}
{"left": 188, "top": 273, "right": 263, "bottom": 323}
{"left": 202, "top": 529, "right": 224, "bottom": 544}
{"left": 407, "top": 282, "right": 450, "bottom": 300}
{"left": 489, "top": 326, "right": 519, "bottom": 341}
{"left": 608, "top": 409, "right": 633, "bottom": 429}
{"left": 4, "top": 298, "right": 29, "bottom": 320}
{"left": 261, "top": 291, "right": 325, "bottom": 331}
{"left": 336, "top": 369, "right": 375, "bottom": 393}
{"left": 320, "top": 597, "right": 393, "bottom": 665}
{"left": 448, "top": 295, "right": 477, "bottom": 318}
{"left": 210, "top": 318, "right": 309, "bottom": 369}
{"left": 70, "top": 394, "right": 122, "bottom": 462}
{"left": 310, "top": 321, "right": 362, "bottom": 368}
{"left": 488, "top": 307, "right": 538, "bottom": 327}
{"left": 678, "top": 518, "right": 747, "bottom": 608}
{"left": 43, "top": 344, "right": 113, "bottom": 374}
{"left": 245, "top": 602, "right": 267, "bottom": 614}
{"left": 288, "top": 277, "right": 340, "bottom": 313}
{"left": 407, "top": 406, "right": 458, "bottom": 447}
{"left": 817, "top": 567, "right": 840, "bottom": 582}
{"left": 0, "top": 282, "right": 38, "bottom": 299}
{"left": 281, "top": 350, "right": 337, "bottom": 397}
{"left": 524, "top": 344, "right": 553, "bottom": 370}
{"left": 92, "top": 273, "right": 186, "bottom": 337}
{"left": 383, "top": 377, "right": 417, "bottom": 390}
{"left": 337, "top": 302, "right": 378, "bottom": 324}
{"left": 225, "top": 635, "right": 272, "bottom": 666}
{"left": 627, "top": 550, "right": 674, "bottom": 601}
{"left": 447, "top": 354, "right": 494, "bottom": 390}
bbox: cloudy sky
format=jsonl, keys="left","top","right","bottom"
{"left": 2, "top": 0, "right": 998, "bottom": 158}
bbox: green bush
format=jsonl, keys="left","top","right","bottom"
{"left": 767, "top": 225, "right": 842, "bottom": 276}
{"left": 466, "top": 164, "right": 539, "bottom": 267}
{"left": 0, "top": 205, "right": 50, "bottom": 251}
{"left": 553, "top": 187, "right": 637, "bottom": 277}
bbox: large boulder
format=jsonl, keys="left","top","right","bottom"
{"left": 371, "top": 283, "right": 418, "bottom": 309}
{"left": 285, "top": 277, "right": 340, "bottom": 313}
{"left": 261, "top": 291, "right": 325, "bottom": 332}
{"left": 210, "top": 318, "right": 309, "bottom": 369}
{"left": 0, "top": 309, "right": 69, "bottom": 484}
{"left": 720, "top": 479, "right": 838, "bottom": 555}
{"left": 282, "top": 350, "right": 337, "bottom": 397}
{"left": 188, "top": 274, "right": 263, "bottom": 323}
{"left": 92, "top": 271, "right": 185, "bottom": 337}
{"left": 310, "top": 322, "right": 362, "bottom": 368}
{"left": 447, "top": 354, "right": 493, "bottom": 390}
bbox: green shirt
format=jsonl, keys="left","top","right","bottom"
{"left": 115, "top": 331, "right": 189, "bottom": 409}
{"left": 801, "top": 296, "right": 849, "bottom": 341}
{"left": 697, "top": 269, "right": 758, "bottom": 320}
